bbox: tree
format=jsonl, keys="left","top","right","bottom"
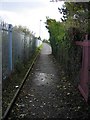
{"left": 13, "top": 25, "right": 31, "bottom": 35}
{"left": 58, "top": 2, "right": 90, "bottom": 37}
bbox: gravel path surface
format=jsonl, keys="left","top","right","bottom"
{"left": 8, "top": 43, "right": 88, "bottom": 119}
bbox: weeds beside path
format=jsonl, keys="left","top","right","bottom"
{"left": 2, "top": 45, "right": 42, "bottom": 116}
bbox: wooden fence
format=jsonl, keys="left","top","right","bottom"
{"left": 75, "top": 35, "right": 90, "bottom": 102}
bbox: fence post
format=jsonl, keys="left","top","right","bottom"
{"left": 0, "top": 23, "right": 2, "bottom": 79}
{"left": 76, "top": 35, "right": 90, "bottom": 102}
{"left": 0, "top": 22, "right": 2, "bottom": 118}
{"left": 8, "top": 24, "right": 12, "bottom": 72}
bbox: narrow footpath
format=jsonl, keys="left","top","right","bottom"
{"left": 9, "top": 43, "right": 88, "bottom": 119}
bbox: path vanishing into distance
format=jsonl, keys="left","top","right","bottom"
{"left": 8, "top": 43, "right": 88, "bottom": 119}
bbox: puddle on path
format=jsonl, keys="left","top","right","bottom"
{"left": 33, "top": 72, "right": 54, "bottom": 86}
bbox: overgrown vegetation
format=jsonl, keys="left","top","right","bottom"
{"left": 13, "top": 25, "right": 32, "bottom": 35}
{"left": 46, "top": 2, "right": 90, "bottom": 84}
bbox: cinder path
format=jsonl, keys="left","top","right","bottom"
{"left": 9, "top": 43, "right": 88, "bottom": 119}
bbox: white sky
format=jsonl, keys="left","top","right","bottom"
{"left": 0, "top": 0, "right": 64, "bottom": 40}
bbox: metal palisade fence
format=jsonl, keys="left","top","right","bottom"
{"left": 0, "top": 19, "right": 2, "bottom": 118}
{"left": 1, "top": 21, "right": 42, "bottom": 80}
{"left": 0, "top": 21, "right": 2, "bottom": 81}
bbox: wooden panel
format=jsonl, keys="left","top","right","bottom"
{"left": 76, "top": 40, "right": 90, "bottom": 102}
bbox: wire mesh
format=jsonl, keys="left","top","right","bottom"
{"left": 2, "top": 23, "right": 10, "bottom": 79}
{"left": 0, "top": 22, "right": 2, "bottom": 120}
{"left": 0, "top": 22, "right": 2, "bottom": 78}
{"left": 12, "top": 30, "right": 25, "bottom": 69}
{"left": 2, "top": 23, "right": 38, "bottom": 80}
